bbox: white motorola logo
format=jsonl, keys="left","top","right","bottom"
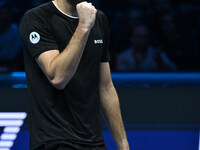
{"left": 30, "top": 32, "right": 40, "bottom": 44}
{"left": 0, "top": 112, "right": 27, "bottom": 150}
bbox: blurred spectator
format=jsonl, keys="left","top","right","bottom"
{"left": 109, "top": 8, "right": 146, "bottom": 70}
{"left": 116, "top": 25, "right": 177, "bottom": 72}
{"left": 128, "top": 8, "right": 145, "bottom": 31}
{"left": 110, "top": 8, "right": 145, "bottom": 53}
{"left": 155, "top": 12, "right": 199, "bottom": 70}
{"left": 0, "top": 4, "right": 22, "bottom": 72}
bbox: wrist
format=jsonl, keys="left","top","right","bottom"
{"left": 77, "top": 23, "right": 92, "bottom": 32}
{"left": 117, "top": 139, "right": 129, "bottom": 150}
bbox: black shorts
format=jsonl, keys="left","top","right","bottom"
{"left": 36, "top": 141, "right": 107, "bottom": 150}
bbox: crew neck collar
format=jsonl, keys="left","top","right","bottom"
{"left": 52, "top": 1, "right": 79, "bottom": 19}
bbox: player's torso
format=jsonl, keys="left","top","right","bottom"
{"left": 52, "top": 14, "right": 104, "bottom": 57}
{"left": 42, "top": 2, "right": 106, "bottom": 65}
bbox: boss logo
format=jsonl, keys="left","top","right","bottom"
{"left": 94, "top": 39, "right": 103, "bottom": 44}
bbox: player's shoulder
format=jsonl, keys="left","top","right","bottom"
{"left": 97, "top": 9, "right": 108, "bottom": 20}
{"left": 97, "top": 9, "right": 105, "bottom": 16}
{"left": 22, "top": 2, "right": 54, "bottom": 22}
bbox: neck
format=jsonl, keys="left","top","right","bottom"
{"left": 54, "top": 0, "right": 78, "bottom": 17}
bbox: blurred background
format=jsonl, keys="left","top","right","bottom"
{"left": 0, "top": 0, "right": 200, "bottom": 150}
{"left": 0, "top": 0, "right": 200, "bottom": 72}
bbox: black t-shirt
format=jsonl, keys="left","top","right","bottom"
{"left": 19, "top": 1, "right": 110, "bottom": 150}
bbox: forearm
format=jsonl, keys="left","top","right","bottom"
{"left": 36, "top": 2, "right": 97, "bottom": 90}
{"left": 48, "top": 25, "right": 91, "bottom": 89}
{"left": 100, "top": 83, "right": 129, "bottom": 149}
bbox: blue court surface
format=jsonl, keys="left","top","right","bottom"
{"left": 8, "top": 127, "right": 200, "bottom": 150}
{"left": 103, "top": 129, "right": 199, "bottom": 150}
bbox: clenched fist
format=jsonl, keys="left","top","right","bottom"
{"left": 76, "top": 2, "right": 97, "bottom": 29}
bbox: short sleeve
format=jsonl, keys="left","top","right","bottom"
{"left": 100, "top": 12, "right": 110, "bottom": 62}
{"left": 19, "top": 12, "right": 59, "bottom": 58}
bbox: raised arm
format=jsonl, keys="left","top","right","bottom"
{"left": 36, "top": 2, "right": 97, "bottom": 90}
{"left": 99, "top": 62, "right": 129, "bottom": 150}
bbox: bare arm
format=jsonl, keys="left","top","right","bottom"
{"left": 36, "top": 2, "right": 97, "bottom": 90}
{"left": 99, "top": 63, "right": 129, "bottom": 150}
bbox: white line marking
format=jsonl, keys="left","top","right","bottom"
{"left": 1, "top": 134, "right": 17, "bottom": 140}
{"left": 0, "top": 141, "right": 13, "bottom": 148}
{"left": 0, "top": 120, "right": 23, "bottom": 127}
{"left": 3, "top": 127, "right": 20, "bottom": 133}
{"left": 0, "top": 113, "right": 27, "bottom": 119}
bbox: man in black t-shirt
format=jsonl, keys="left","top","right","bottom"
{"left": 20, "top": 0, "right": 129, "bottom": 150}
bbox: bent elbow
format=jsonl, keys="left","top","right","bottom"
{"left": 51, "top": 79, "right": 66, "bottom": 90}
{"left": 48, "top": 71, "right": 74, "bottom": 90}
